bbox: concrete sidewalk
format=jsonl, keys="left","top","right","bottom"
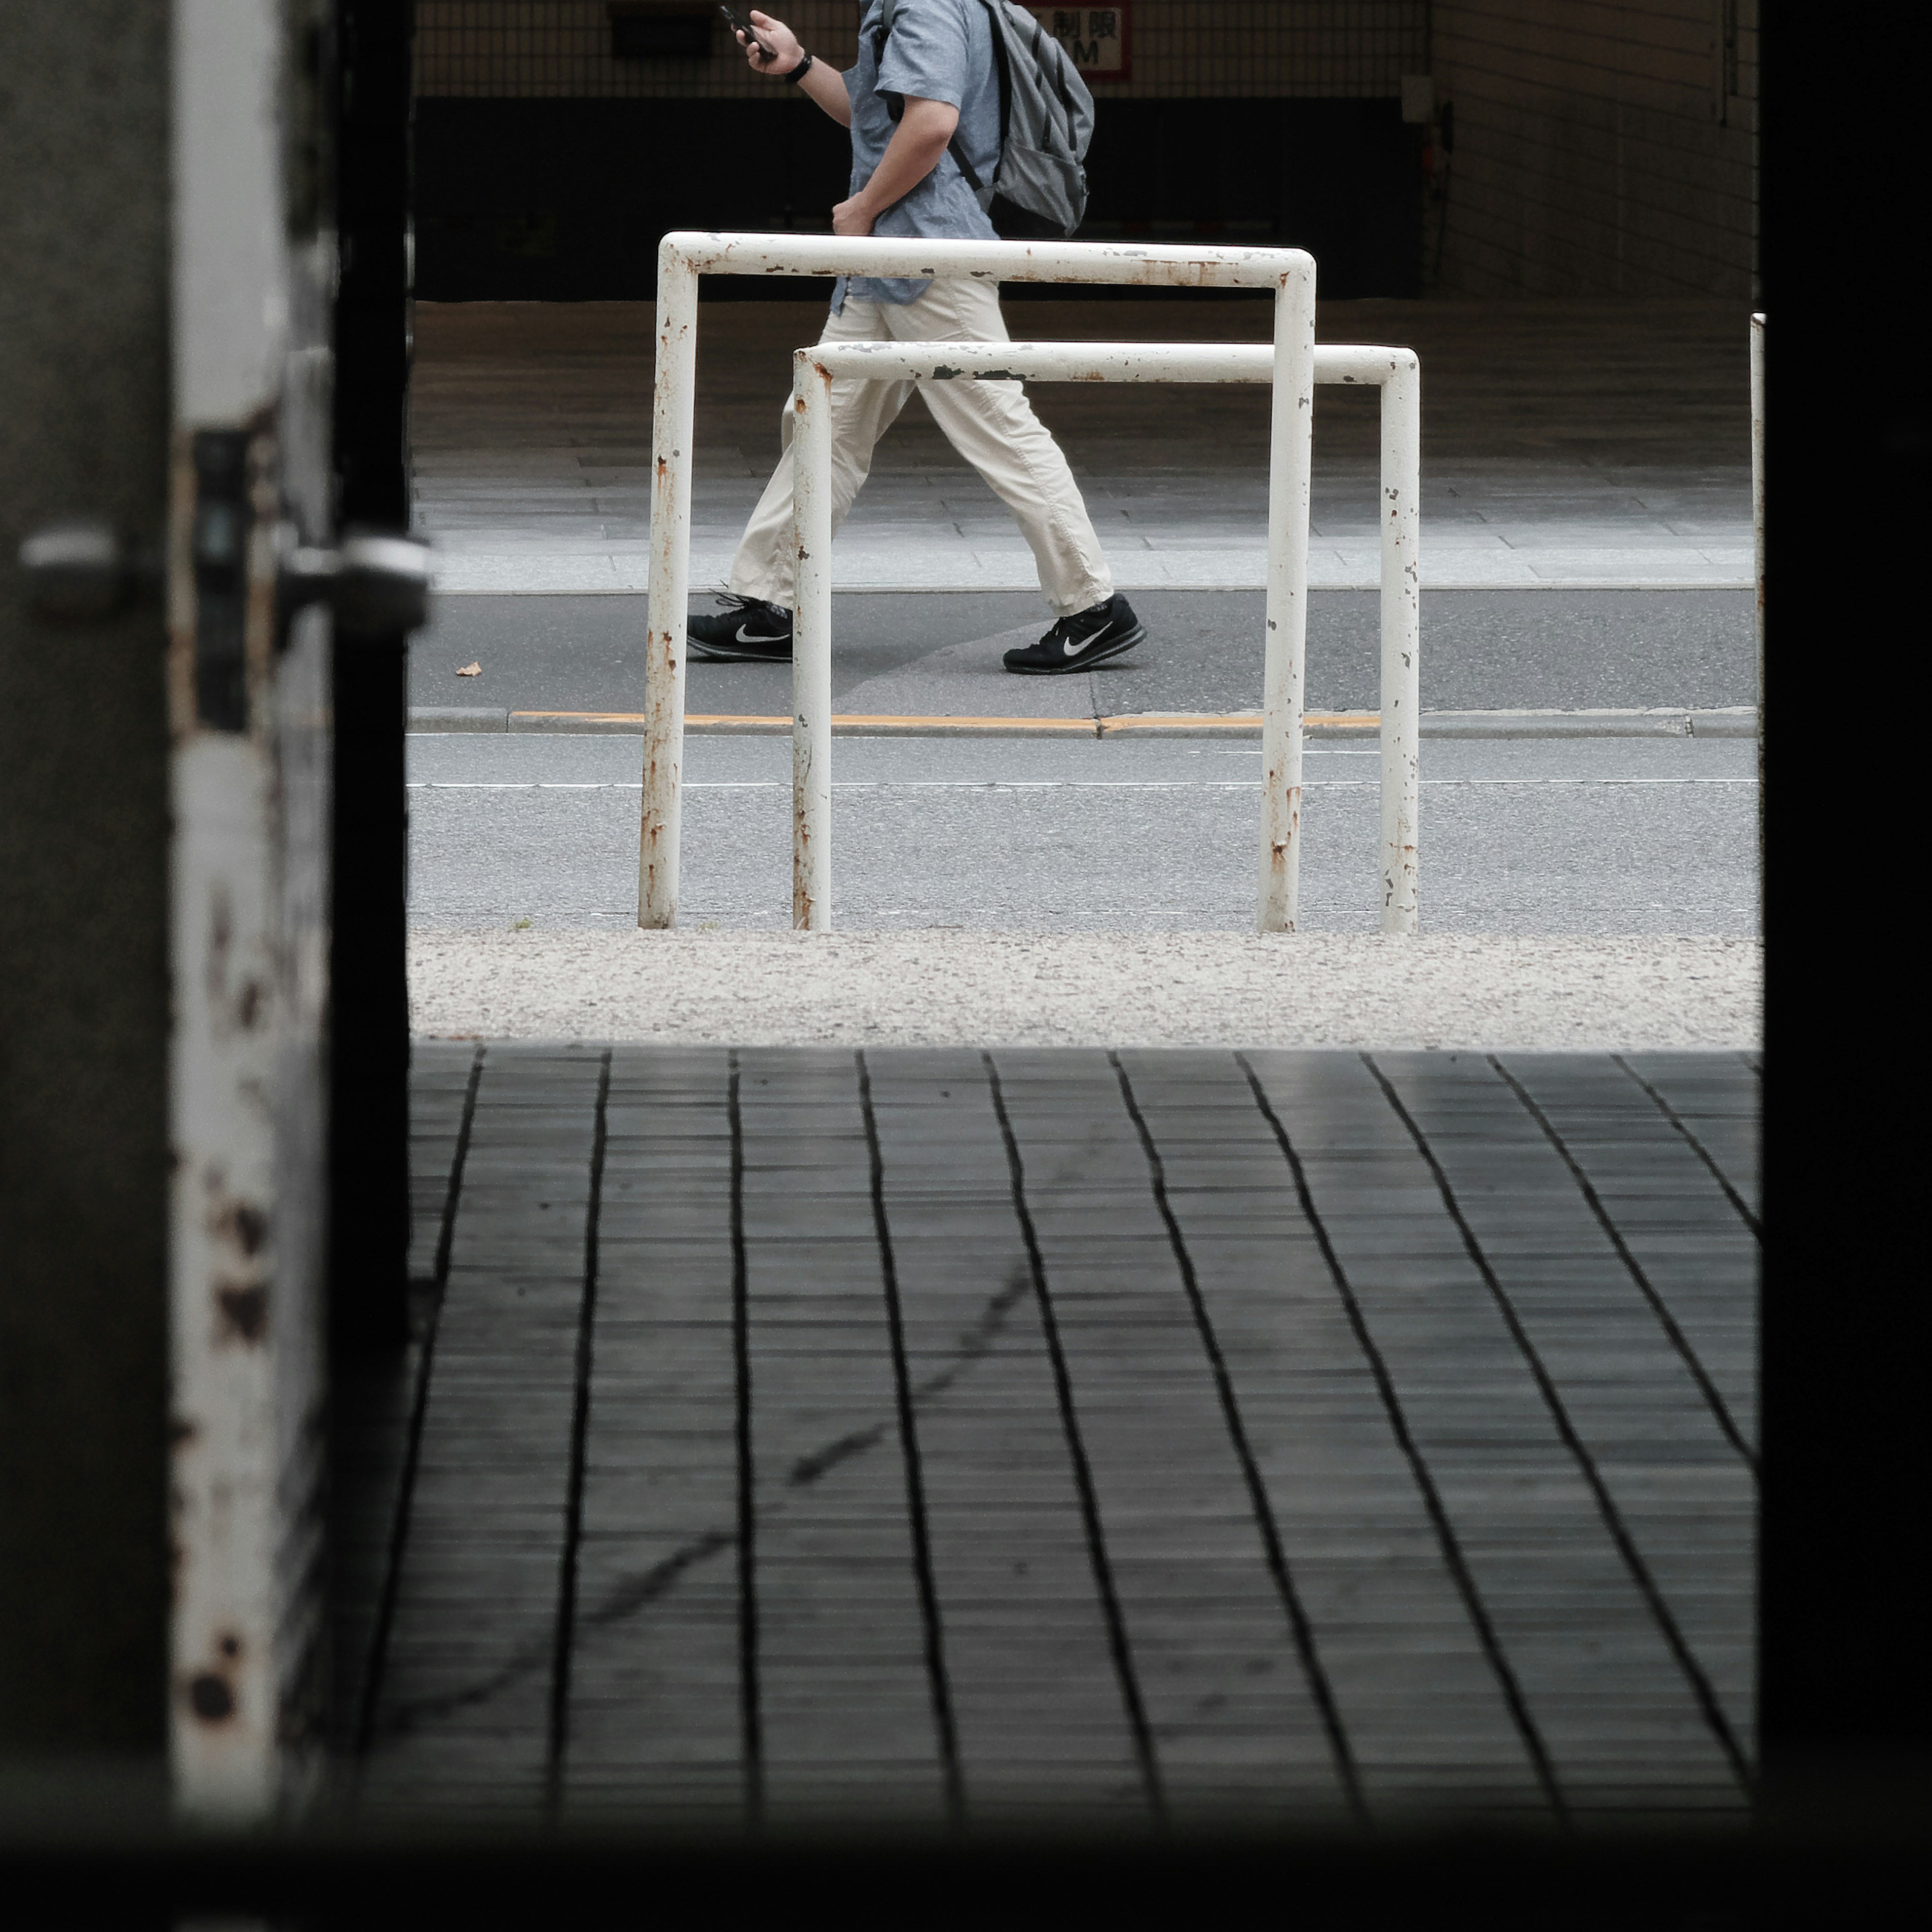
{"left": 412, "top": 298, "right": 1754, "bottom": 598}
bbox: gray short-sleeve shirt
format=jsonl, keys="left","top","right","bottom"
{"left": 836, "top": 0, "right": 1001, "bottom": 309}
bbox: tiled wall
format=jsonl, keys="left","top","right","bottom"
{"left": 414, "top": 1, "right": 1428, "bottom": 100}
{"left": 1431, "top": 1, "right": 1758, "bottom": 297}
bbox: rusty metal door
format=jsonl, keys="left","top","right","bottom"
{"left": 167, "top": 0, "right": 335, "bottom": 1819}
{"left": 168, "top": 0, "right": 424, "bottom": 1820}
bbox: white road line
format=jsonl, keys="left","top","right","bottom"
{"left": 406, "top": 778, "right": 1759, "bottom": 792}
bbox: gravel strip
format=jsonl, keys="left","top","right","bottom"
{"left": 410, "top": 931, "right": 1760, "bottom": 1051}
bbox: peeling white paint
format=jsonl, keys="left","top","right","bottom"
{"left": 168, "top": 0, "right": 331, "bottom": 1824}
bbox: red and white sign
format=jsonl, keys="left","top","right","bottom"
{"left": 1025, "top": 5, "right": 1131, "bottom": 85}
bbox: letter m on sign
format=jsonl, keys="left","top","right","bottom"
{"left": 1027, "top": 5, "right": 1131, "bottom": 82}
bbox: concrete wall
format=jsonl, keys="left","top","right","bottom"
{"left": 0, "top": 2, "right": 172, "bottom": 1764}
{"left": 1432, "top": 1, "right": 1758, "bottom": 297}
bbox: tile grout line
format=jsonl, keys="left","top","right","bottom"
{"left": 1110, "top": 1051, "right": 1367, "bottom": 1823}
{"left": 1490, "top": 1055, "right": 1758, "bottom": 1470}
{"left": 351, "top": 1043, "right": 487, "bottom": 1774}
{"left": 1612, "top": 1052, "right": 1763, "bottom": 1242}
{"left": 547, "top": 1047, "right": 611, "bottom": 1816}
{"left": 729, "top": 1050, "right": 764, "bottom": 1827}
{"left": 1361, "top": 1051, "right": 1755, "bottom": 1793}
{"left": 856, "top": 1051, "right": 965, "bottom": 1827}
{"left": 982, "top": 1050, "right": 1167, "bottom": 1826}
{"left": 1235, "top": 1052, "right": 1569, "bottom": 1825}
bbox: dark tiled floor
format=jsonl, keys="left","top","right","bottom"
{"left": 335, "top": 1045, "right": 1758, "bottom": 1828}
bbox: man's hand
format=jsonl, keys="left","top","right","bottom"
{"left": 738, "top": 10, "right": 852, "bottom": 126}
{"left": 832, "top": 195, "right": 874, "bottom": 237}
{"left": 735, "top": 10, "right": 802, "bottom": 75}
{"left": 833, "top": 96, "right": 959, "bottom": 238}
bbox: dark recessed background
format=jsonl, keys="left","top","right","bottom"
{"left": 414, "top": 97, "right": 1423, "bottom": 302}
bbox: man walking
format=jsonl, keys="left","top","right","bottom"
{"left": 687, "top": 4, "right": 1145, "bottom": 675}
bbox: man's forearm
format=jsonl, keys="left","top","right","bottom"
{"left": 798, "top": 58, "right": 851, "bottom": 126}
{"left": 850, "top": 100, "right": 959, "bottom": 223}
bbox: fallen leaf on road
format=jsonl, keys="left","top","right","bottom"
{"left": 456, "top": 661, "right": 481, "bottom": 677}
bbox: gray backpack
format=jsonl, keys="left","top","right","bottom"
{"left": 876, "top": 0, "right": 1096, "bottom": 238}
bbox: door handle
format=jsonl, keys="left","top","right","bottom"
{"left": 280, "top": 531, "right": 433, "bottom": 638}
{"left": 18, "top": 519, "right": 432, "bottom": 639}
{"left": 17, "top": 519, "right": 158, "bottom": 620}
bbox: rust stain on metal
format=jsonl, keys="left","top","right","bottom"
{"left": 215, "top": 1198, "right": 268, "bottom": 1255}
{"left": 185, "top": 1631, "right": 246, "bottom": 1723}
{"left": 215, "top": 1281, "right": 269, "bottom": 1344}
{"left": 184, "top": 1630, "right": 245, "bottom": 1725}
{"left": 203, "top": 883, "right": 232, "bottom": 994}
{"left": 188, "top": 1674, "right": 234, "bottom": 1722}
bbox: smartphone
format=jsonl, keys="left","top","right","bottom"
{"left": 717, "top": 6, "right": 776, "bottom": 61}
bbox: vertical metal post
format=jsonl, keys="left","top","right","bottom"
{"left": 1751, "top": 313, "right": 1765, "bottom": 751}
{"left": 1379, "top": 354, "right": 1422, "bottom": 933}
{"left": 791, "top": 353, "right": 834, "bottom": 930}
{"left": 639, "top": 243, "right": 699, "bottom": 928}
{"left": 1258, "top": 258, "right": 1317, "bottom": 932}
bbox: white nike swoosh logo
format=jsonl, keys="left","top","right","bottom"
{"left": 1063, "top": 634, "right": 1087, "bottom": 656}
{"left": 737, "top": 624, "right": 789, "bottom": 644}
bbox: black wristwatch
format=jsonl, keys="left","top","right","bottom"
{"left": 784, "top": 51, "right": 815, "bottom": 83}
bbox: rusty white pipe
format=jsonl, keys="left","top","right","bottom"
{"left": 1293, "top": 345, "right": 1422, "bottom": 932}
{"left": 1372, "top": 352, "right": 1421, "bottom": 933}
{"left": 638, "top": 244, "right": 699, "bottom": 929}
{"left": 786, "top": 336, "right": 1426, "bottom": 938}
{"left": 636, "top": 234, "right": 1317, "bottom": 930}
{"left": 791, "top": 353, "right": 834, "bottom": 930}
{"left": 1258, "top": 261, "right": 1317, "bottom": 932}
{"left": 809, "top": 340, "right": 1278, "bottom": 382}
{"left": 1751, "top": 314, "right": 1765, "bottom": 755}
{"left": 660, "top": 229, "right": 1320, "bottom": 288}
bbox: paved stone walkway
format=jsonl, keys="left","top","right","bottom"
{"left": 335, "top": 1044, "right": 1759, "bottom": 1826}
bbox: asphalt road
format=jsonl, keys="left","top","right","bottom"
{"left": 406, "top": 732, "right": 1760, "bottom": 936}
{"left": 409, "top": 588, "right": 1757, "bottom": 717}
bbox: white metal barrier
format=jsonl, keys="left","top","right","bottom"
{"left": 638, "top": 232, "right": 1316, "bottom": 930}
{"left": 1750, "top": 313, "right": 1765, "bottom": 741}
{"left": 789, "top": 339, "right": 1421, "bottom": 933}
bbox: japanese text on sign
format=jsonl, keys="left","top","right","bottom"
{"left": 1025, "top": 5, "right": 1131, "bottom": 83}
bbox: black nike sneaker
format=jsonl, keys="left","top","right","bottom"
{"left": 688, "top": 594, "right": 794, "bottom": 662}
{"left": 1002, "top": 594, "right": 1146, "bottom": 675}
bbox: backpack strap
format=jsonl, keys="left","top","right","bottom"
{"left": 948, "top": 0, "right": 1009, "bottom": 196}
{"left": 872, "top": 0, "right": 1007, "bottom": 196}
{"left": 869, "top": 1, "right": 1004, "bottom": 193}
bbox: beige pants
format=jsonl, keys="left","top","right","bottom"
{"left": 728, "top": 277, "right": 1114, "bottom": 619}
